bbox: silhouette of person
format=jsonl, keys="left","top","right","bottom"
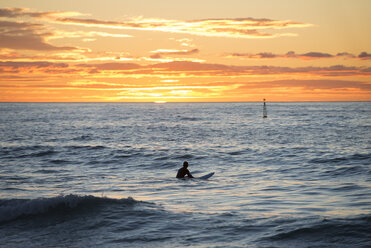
{"left": 176, "top": 161, "right": 194, "bottom": 178}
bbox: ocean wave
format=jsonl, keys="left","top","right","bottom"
{"left": 29, "top": 150, "right": 57, "bottom": 157}
{"left": 178, "top": 116, "right": 203, "bottom": 121}
{"left": 175, "top": 154, "right": 194, "bottom": 160}
{"left": 0, "top": 145, "right": 57, "bottom": 158}
{"left": 34, "top": 169, "right": 63, "bottom": 174}
{"left": 310, "top": 153, "right": 371, "bottom": 165}
{"left": 49, "top": 159, "right": 70, "bottom": 165}
{"left": 321, "top": 165, "right": 371, "bottom": 178}
{"left": 329, "top": 183, "right": 365, "bottom": 192}
{"left": 266, "top": 215, "right": 371, "bottom": 246}
{"left": 0, "top": 194, "right": 139, "bottom": 223}
{"left": 332, "top": 165, "right": 370, "bottom": 175}
{"left": 65, "top": 145, "right": 106, "bottom": 150}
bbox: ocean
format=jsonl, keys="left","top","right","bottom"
{"left": 0, "top": 102, "right": 370, "bottom": 248}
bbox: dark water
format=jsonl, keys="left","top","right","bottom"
{"left": 0, "top": 102, "right": 370, "bottom": 247}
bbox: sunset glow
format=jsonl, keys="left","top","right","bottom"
{"left": 0, "top": 0, "right": 370, "bottom": 102}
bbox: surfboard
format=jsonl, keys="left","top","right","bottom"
{"left": 197, "top": 172, "right": 214, "bottom": 179}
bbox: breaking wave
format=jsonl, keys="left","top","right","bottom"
{"left": 0, "top": 195, "right": 139, "bottom": 223}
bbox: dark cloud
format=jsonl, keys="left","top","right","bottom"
{"left": 231, "top": 52, "right": 278, "bottom": 59}
{"left": 300, "top": 52, "right": 333, "bottom": 58}
{"left": 336, "top": 52, "right": 355, "bottom": 58}
{"left": 226, "top": 51, "right": 371, "bottom": 60}
{"left": 0, "top": 61, "right": 69, "bottom": 69}
{"left": 0, "top": 7, "right": 68, "bottom": 19}
{"left": 0, "top": 20, "right": 76, "bottom": 51}
{"left": 0, "top": 8, "right": 25, "bottom": 18}
{"left": 230, "top": 51, "right": 336, "bottom": 59}
{"left": 358, "top": 52, "right": 371, "bottom": 60}
{"left": 256, "top": 53, "right": 277, "bottom": 58}
{"left": 0, "top": 61, "right": 71, "bottom": 74}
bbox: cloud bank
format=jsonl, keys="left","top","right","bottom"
{"left": 0, "top": 8, "right": 312, "bottom": 39}
{"left": 1, "top": 60, "right": 369, "bottom": 78}
{"left": 227, "top": 51, "right": 371, "bottom": 60}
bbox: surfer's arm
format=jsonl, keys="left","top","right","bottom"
{"left": 186, "top": 170, "right": 194, "bottom": 178}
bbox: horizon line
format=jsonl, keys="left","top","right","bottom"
{"left": 0, "top": 101, "right": 370, "bottom": 103}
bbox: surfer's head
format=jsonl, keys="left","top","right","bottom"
{"left": 183, "top": 161, "right": 188, "bottom": 168}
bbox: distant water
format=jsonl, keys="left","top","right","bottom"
{"left": 0, "top": 102, "right": 370, "bottom": 248}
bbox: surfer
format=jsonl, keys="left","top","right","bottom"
{"left": 176, "top": 161, "right": 194, "bottom": 178}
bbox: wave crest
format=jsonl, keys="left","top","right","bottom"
{"left": 0, "top": 194, "right": 138, "bottom": 223}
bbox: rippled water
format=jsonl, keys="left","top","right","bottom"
{"left": 0, "top": 102, "right": 370, "bottom": 247}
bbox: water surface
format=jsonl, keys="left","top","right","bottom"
{"left": 1, "top": 102, "right": 370, "bottom": 247}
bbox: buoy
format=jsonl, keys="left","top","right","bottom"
{"left": 263, "top": 99, "right": 267, "bottom": 118}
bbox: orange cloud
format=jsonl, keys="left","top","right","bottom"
{"left": 144, "top": 62, "right": 371, "bottom": 77}
{"left": 150, "top": 48, "right": 199, "bottom": 59}
{"left": 51, "top": 30, "right": 132, "bottom": 40}
{"left": 0, "top": 49, "right": 134, "bottom": 63}
{"left": 1, "top": 61, "right": 369, "bottom": 78}
{"left": 2, "top": 77, "right": 369, "bottom": 102}
{"left": 0, "top": 8, "right": 312, "bottom": 39}
{"left": 236, "top": 79, "right": 371, "bottom": 91}
{"left": 52, "top": 16, "right": 311, "bottom": 39}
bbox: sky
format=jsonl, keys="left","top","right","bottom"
{"left": 0, "top": 0, "right": 370, "bottom": 102}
